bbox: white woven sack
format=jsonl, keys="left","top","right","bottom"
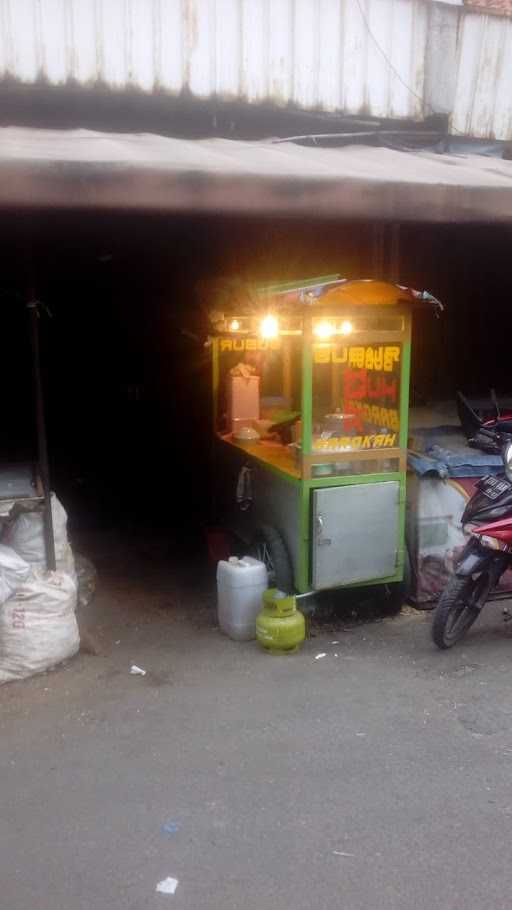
{"left": 0, "top": 544, "right": 31, "bottom": 606}
{"left": 0, "top": 570, "right": 79, "bottom": 685}
{"left": 3, "top": 495, "right": 76, "bottom": 580}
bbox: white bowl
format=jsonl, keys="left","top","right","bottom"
{"left": 234, "top": 426, "right": 260, "bottom": 442}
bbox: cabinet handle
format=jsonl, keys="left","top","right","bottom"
{"left": 316, "top": 514, "right": 332, "bottom": 546}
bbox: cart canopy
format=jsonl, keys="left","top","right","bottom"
{"left": 213, "top": 278, "right": 442, "bottom": 320}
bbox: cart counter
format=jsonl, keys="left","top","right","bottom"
{"left": 219, "top": 433, "right": 300, "bottom": 481}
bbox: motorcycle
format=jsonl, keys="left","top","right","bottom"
{"left": 432, "top": 410, "right": 512, "bottom": 649}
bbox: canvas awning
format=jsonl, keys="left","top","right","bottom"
{"left": 2, "top": 127, "right": 512, "bottom": 223}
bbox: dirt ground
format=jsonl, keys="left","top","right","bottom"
{"left": 2, "top": 532, "right": 512, "bottom": 910}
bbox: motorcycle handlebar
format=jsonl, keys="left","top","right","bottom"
{"left": 473, "top": 426, "right": 512, "bottom": 446}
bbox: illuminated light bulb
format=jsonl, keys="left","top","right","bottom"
{"left": 229, "top": 319, "right": 240, "bottom": 332}
{"left": 313, "top": 320, "right": 334, "bottom": 340}
{"left": 260, "top": 314, "right": 279, "bottom": 339}
{"left": 340, "top": 320, "right": 353, "bottom": 335}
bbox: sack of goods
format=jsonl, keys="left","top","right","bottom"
{"left": 0, "top": 544, "right": 31, "bottom": 605}
{"left": 2, "top": 494, "right": 76, "bottom": 580}
{"left": 0, "top": 495, "right": 80, "bottom": 685}
{"left": 0, "top": 569, "right": 79, "bottom": 685}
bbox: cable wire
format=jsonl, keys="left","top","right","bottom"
{"left": 353, "top": 0, "right": 464, "bottom": 136}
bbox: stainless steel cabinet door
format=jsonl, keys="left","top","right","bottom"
{"left": 312, "top": 482, "right": 400, "bottom": 589}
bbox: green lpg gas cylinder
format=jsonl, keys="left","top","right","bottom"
{"left": 256, "top": 588, "right": 305, "bottom": 654}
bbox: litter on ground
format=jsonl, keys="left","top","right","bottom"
{"left": 156, "top": 876, "right": 179, "bottom": 895}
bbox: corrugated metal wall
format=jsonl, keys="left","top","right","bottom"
{"left": 451, "top": 11, "right": 512, "bottom": 139}
{"left": 0, "top": 0, "right": 511, "bottom": 139}
{"left": 0, "top": 0, "right": 427, "bottom": 120}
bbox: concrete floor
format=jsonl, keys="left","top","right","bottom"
{"left": 2, "top": 535, "right": 512, "bottom": 910}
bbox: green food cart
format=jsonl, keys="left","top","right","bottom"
{"left": 211, "top": 276, "right": 440, "bottom": 596}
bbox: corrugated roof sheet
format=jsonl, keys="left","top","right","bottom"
{"left": 1, "top": 127, "right": 512, "bottom": 222}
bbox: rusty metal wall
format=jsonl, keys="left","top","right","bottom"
{"left": 451, "top": 10, "right": 512, "bottom": 139}
{"left": 0, "top": 0, "right": 428, "bottom": 120}
{"left": 1, "top": 0, "right": 511, "bottom": 139}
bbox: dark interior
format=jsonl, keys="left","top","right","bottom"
{"left": 2, "top": 211, "right": 511, "bottom": 547}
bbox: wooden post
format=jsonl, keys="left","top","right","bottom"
{"left": 389, "top": 224, "right": 401, "bottom": 282}
{"left": 27, "top": 299, "right": 56, "bottom": 572}
{"left": 371, "top": 224, "right": 385, "bottom": 278}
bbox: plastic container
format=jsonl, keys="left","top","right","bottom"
{"left": 227, "top": 375, "right": 260, "bottom": 432}
{"left": 217, "top": 556, "right": 268, "bottom": 641}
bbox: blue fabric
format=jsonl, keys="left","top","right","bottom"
{"left": 408, "top": 425, "right": 503, "bottom": 478}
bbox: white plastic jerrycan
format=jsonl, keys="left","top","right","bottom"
{"left": 216, "top": 556, "right": 268, "bottom": 641}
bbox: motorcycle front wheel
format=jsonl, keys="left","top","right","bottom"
{"left": 431, "top": 574, "right": 487, "bottom": 649}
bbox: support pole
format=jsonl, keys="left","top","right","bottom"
{"left": 371, "top": 224, "right": 385, "bottom": 278}
{"left": 27, "top": 300, "right": 56, "bottom": 571}
{"left": 389, "top": 224, "right": 401, "bottom": 283}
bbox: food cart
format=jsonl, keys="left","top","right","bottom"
{"left": 211, "top": 276, "right": 440, "bottom": 595}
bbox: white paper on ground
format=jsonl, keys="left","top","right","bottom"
{"left": 156, "top": 877, "right": 179, "bottom": 895}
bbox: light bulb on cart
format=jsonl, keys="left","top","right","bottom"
{"left": 340, "top": 320, "right": 353, "bottom": 335}
{"left": 229, "top": 319, "right": 240, "bottom": 332}
{"left": 313, "top": 321, "right": 334, "bottom": 339}
{"left": 260, "top": 315, "right": 279, "bottom": 339}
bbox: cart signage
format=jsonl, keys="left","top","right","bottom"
{"left": 347, "top": 403, "right": 400, "bottom": 432}
{"left": 312, "top": 342, "right": 402, "bottom": 451}
{"left": 313, "top": 345, "right": 400, "bottom": 372}
{"left": 314, "top": 432, "right": 396, "bottom": 450}
{"left": 220, "top": 337, "right": 281, "bottom": 352}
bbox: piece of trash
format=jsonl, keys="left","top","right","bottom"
{"left": 334, "top": 653, "right": 339, "bottom": 658}
{"left": 330, "top": 640, "right": 340, "bottom": 645}
{"left": 115, "top": 640, "right": 121, "bottom": 645}
{"left": 356, "top": 732, "right": 366, "bottom": 737}
{"left": 162, "top": 820, "right": 180, "bottom": 835}
{"left": 156, "top": 877, "right": 179, "bottom": 895}
{"left": 332, "top": 851, "right": 355, "bottom": 857}
{"left": 130, "top": 665, "right": 146, "bottom": 676}
{"left": 315, "top": 653, "right": 327, "bottom": 660}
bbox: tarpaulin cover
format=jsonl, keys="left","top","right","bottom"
{"left": 408, "top": 426, "right": 503, "bottom": 479}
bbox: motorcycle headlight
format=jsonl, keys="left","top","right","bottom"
{"left": 504, "top": 442, "right": 512, "bottom": 482}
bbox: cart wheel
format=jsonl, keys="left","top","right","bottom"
{"left": 250, "top": 524, "right": 293, "bottom": 593}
